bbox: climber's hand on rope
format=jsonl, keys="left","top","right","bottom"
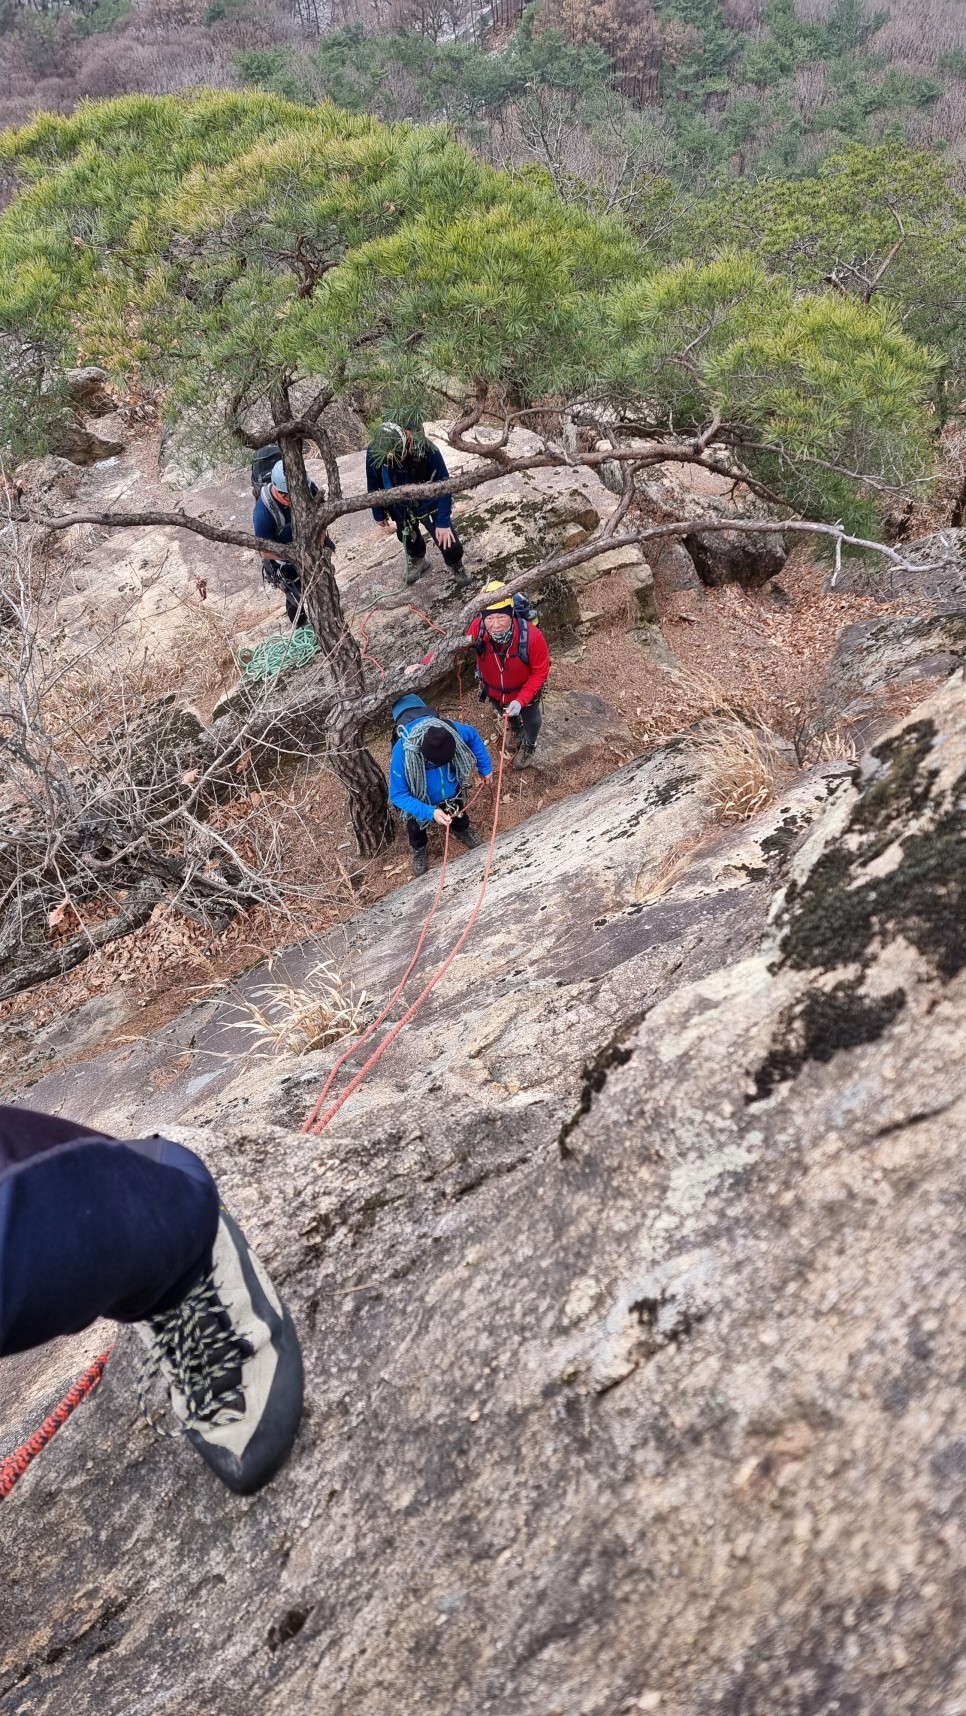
{"left": 433, "top": 808, "right": 453, "bottom": 827}
{"left": 506, "top": 700, "right": 522, "bottom": 718}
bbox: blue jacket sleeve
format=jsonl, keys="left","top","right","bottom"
{"left": 389, "top": 741, "right": 435, "bottom": 823}
{"left": 428, "top": 445, "right": 453, "bottom": 530}
{"left": 455, "top": 721, "right": 492, "bottom": 777}
{"left": 366, "top": 448, "right": 389, "bottom": 523}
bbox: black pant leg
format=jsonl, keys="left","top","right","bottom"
{"left": 521, "top": 696, "right": 543, "bottom": 747}
{"left": 0, "top": 1104, "right": 220, "bottom": 1356}
{"left": 429, "top": 521, "right": 464, "bottom": 567}
{"left": 398, "top": 521, "right": 427, "bottom": 561}
{"left": 406, "top": 818, "right": 429, "bottom": 851}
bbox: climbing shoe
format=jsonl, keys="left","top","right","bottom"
{"left": 135, "top": 1207, "right": 304, "bottom": 1496}
{"left": 412, "top": 846, "right": 429, "bottom": 877}
{"left": 452, "top": 824, "right": 482, "bottom": 850}
{"left": 513, "top": 743, "right": 536, "bottom": 772}
{"left": 403, "top": 555, "right": 423, "bottom": 586}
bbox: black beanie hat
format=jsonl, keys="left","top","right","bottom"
{"left": 420, "top": 724, "right": 457, "bottom": 767}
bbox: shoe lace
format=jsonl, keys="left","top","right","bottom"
{"left": 137, "top": 1273, "right": 251, "bottom": 1439}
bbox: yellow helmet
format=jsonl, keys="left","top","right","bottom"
{"left": 482, "top": 579, "right": 513, "bottom": 612}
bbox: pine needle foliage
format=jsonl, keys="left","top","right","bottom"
{"left": 0, "top": 90, "right": 938, "bottom": 524}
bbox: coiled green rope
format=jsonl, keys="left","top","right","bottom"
{"left": 239, "top": 628, "right": 319, "bottom": 684}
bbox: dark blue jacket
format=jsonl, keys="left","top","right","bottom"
{"left": 254, "top": 488, "right": 294, "bottom": 555}
{"left": 253, "top": 482, "right": 322, "bottom": 573}
{"left": 389, "top": 716, "right": 491, "bottom": 824}
{"left": 366, "top": 443, "right": 454, "bottom": 530}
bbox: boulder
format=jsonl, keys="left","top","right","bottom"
{"left": 62, "top": 366, "right": 115, "bottom": 417}
{"left": 558, "top": 539, "right": 645, "bottom": 588}
{"left": 626, "top": 559, "right": 658, "bottom": 626}
{"left": 531, "top": 572, "right": 581, "bottom": 642}
{"left": 506, "top": 688, "right": 635, "bottom": 772}
{"left": 13, "top": 454, "right": 84, "bottom": 508}
{"left": 684, "top": 526, "right": 788, "bottom": 589}
{"left": 642, "top": 534, "right": 704, "bottom": 597}
{"left": 50, "top": 412, "right": 126, "bottom": 466}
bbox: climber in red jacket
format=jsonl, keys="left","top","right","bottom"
{"left": 466, "top": 582, "right": 550, "bottom": 771}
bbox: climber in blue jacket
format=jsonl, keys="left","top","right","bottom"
{"left": 389, "top": 695, "right": 492, "bottom": 877}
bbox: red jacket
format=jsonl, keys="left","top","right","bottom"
{"left": 467, "top": 615, "right": 550, "bottom": 708}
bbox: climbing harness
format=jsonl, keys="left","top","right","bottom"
{"left": 0, "top": 1348, "right": 113, "bottom": 1501}
{"left": 240, "top": 628, "right": 319, "bottom": 684}
{"left": 303, "top": 718, "right": 510, "bottom": 1137}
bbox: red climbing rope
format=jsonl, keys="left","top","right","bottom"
{"left": 0, "top": 1348, "right": 112, "bottom": 1500}
{"left": 301, "top": 825, "right": 455, "bottom": 1133}
{"left": 304, "top": 719, "right": 510, "bottom": 1137}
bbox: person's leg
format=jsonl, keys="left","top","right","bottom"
{"left": 428, "top": 521, "right": 467, "bottom": 582}
{"left": 513, "top": 695, "right": 542, "bottom": 770}
{"left": 284, "top": 580, "right": 305, "bottom": 626}
{"left": 406, "top": 816, "right": 429, "bottom": 876}
{"left": 448, "top": 796, "right": 481, "bottom": 850}
{"left": 398, "top": 520, "right": 426, "bottom": 584}
{"left": 521, "top": 696, "right": 542, "bottom": 748}
{"left": 0, "top": 1106, "right": 303, "bottom": 1494}
{"left": 0, "top": 1108, "right": 219, "bottom": 1355}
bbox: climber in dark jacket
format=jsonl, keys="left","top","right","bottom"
{"left": 253, "top": 458, "right": 328, "bottom": 627}
{"left": 389, "top": 696, "right": 491, "bottom": 877}
{"left": 366, "top": 415, "right": 468, "bottom": 587}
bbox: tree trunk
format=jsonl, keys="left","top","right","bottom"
{"left": 283, "top": 438, "right": 393, "bottom": 855}
{"left": 326, "top": 714, "right": 395, "bottom": 856}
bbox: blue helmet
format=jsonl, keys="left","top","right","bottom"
{"left": 391, "top": 694, "right": 430, "bottom": 725}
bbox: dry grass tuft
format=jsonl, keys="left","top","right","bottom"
{"left": 698, "top": 716, "right": 788, "bottom": 824}
{"left": 231, "top": 960, "right": 369, "bottom": 1057}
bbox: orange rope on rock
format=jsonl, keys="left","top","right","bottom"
{"left": 305, "top": 720, "right": 509, "bottom": 1139}
{"left": 301, "top": 826, "right": 454, "bottom": 1134}
{"left": 0, "top": 1348, "right": 112, "bottom": 1501}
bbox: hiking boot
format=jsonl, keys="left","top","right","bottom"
{"left": 135, "top": 1207, "right": 304, "bottom": 1495}
{"left": 452, "top": 823, "right": 482, "bottom": 850}
{"left": 411, "top": 845, "right": 429, "bottom": 877}
{"left": 513, "top": 743, "right": 536, "bottom": 772}
{"left": 403, "top": 555, "right": 423, "bottom": 586}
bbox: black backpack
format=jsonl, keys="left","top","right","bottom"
{"left": 392, "top": 703, "right": 440, "bottom": 741}
{"left": 251, "top": 443, "right": 281, "bottom": 500}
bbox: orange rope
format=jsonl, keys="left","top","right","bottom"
{"left": 0, "top": 1348, "right": 112, "bottom": 1500}
{"left": 301, "top": 825, "right": 454, "bottom": 1133}
{"left": 305, "top": 720, "right": 509, "bottom": 1138}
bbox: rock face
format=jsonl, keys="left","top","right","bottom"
{"left": 6, "top": 672, "right": 966, "bottom": 1714}
{"left": 49, "top": 412, "right": 126, "bottom": 466}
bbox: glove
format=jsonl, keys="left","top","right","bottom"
{"left": 506, "top": 700, "right": 522, "bottom": 718}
